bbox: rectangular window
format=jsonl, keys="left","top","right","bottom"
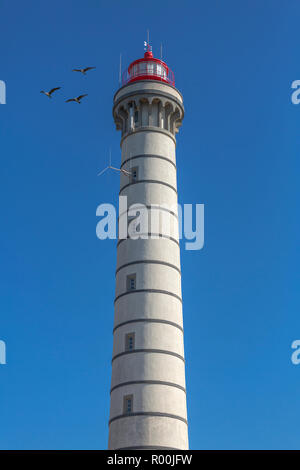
{"left": 129, "top": 104, "right": 134, "bottom": 130}
{"left": 134, "top": 110, "right": 138, "bottom": 123}
{"left": 125, "top": 332, "right": 135, "bottom": 351}
{"left": 123, "top": 395, "right": 133, "bottom": 414}
{"left": 131, "top": 166, "right": 138, "bottom": 183}
{"left": 126, "top": 274, "right": 136, "bottom": 291}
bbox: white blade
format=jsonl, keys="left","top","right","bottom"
{"left": 121, "top": 168, "right": 132, "bottom": 176}
{"left": 97, "top": 166, "right": 109, "bottom": 176}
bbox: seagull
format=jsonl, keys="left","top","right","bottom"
{"left": 72, "top": 67, "right": 96, "bottom": 75}
{"left": 40, "top": 87, "right": 61, "bottom": 98}
{"left": 65, "top": 94, "right": 88, "bottom": 104}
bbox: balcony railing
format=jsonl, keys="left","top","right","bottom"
{"left": 122, "top": 62, "right": 175, "bottom": 87}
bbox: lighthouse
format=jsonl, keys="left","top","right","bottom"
{"left": 108, "top": 43, "right": 188, "bottom": 450}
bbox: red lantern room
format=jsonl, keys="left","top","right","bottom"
{"left": 122, "top": 43, "right": 175, "bottom": 87}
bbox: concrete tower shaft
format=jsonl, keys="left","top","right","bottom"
{"left": 108, "top": 74, "right": 188, "bottom": 450}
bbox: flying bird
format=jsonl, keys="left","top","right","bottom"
{"left": 40, "top": 87, "right": 61, "bottom": 98}
{"left": 65, "top": 94, "right": 88, "bottom": 104}
{"left": 72, "top": 67, "right": 96, "bottom": 75}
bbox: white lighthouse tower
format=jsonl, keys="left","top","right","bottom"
{"left": 108, "top": 43, "right": 188, "bottom": 450}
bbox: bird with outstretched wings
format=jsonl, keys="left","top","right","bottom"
{"left": 72, "top": 67, "right": 96, "bottom": 75}
{"left": 65, "top": 94, "right": 88, "bottom": 104}
{"left": 40, "top": 87, "right": 61, "bottom": 98}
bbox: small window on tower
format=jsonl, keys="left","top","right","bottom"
{"left": 134, "top": 110, "right": 138, "bottom": 123}
{"left": 131, "top": 167, "right": 138, "bottom": 183}
{"left": 123, "top": 395, "right": 133, "bottom": 414}
{"left": 125, "top": 332, "right": 135, "bottom": 351}
{"left": 126, "top": 274, "right": 136, "bottom": 291}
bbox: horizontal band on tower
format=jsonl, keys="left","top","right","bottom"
{"left": 111, "top": 348, "right": 185, "bottom": 363}
{"left": 114, "top": 289, "right": 182, "bottom": 304}
{"left": 118, "top": 203, "right": 178, "bottom": 220}
{"left": 110, "top": 380, "right": 186, "bottom": 394}
{"left": 120, "top": 126, "right": 177, "bottom": 146}
{"left": 114, "top": 445, "right": 181, "bottom": 450}
{"left": 113, "top": 318, "right": 183, "bottom": 333}
{"left": 109, "top": 411, "right": 188, "bottom": 426}
{"left": 117, "top": 233, "right": 180, "bottom": 247}
{"left": 115, "top": 260, "right": 181, "bottom": 276}
{"left": 119, "top": 179, "right": 177, "bottom": 196}
{"left": 120, "top": 153, "right": 176, "bottom": 170}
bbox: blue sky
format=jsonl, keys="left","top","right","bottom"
{"left": 0, "top": 0, "right": 300, "bottom": 450}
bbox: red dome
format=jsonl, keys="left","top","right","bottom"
{"left": 122, "top": 48, "right": 175, "bottom": 87}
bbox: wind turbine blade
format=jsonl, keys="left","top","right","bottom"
{"left": 97, "top": 166, "right": 109, "bottom": 176}
{"left": 121, "top": 169, "right": 132, "bottom": 176}
{"left": 110, "top": 166, "right": 121, "bottom": 172}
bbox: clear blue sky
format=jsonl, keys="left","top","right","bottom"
{"left": 0, "top": 0, "right": 299, "bottom": 450}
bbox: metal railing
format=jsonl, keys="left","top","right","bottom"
{"left": 122, "top": 65, "right": 175, "bottom": 87}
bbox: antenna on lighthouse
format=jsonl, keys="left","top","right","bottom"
{"left": 98, "top": 148, "right": 132, "bottom": 177}
{"left": 144, "top": 30, "right": 152, "bottom": 53}
{"left": 160, "top": 43, "right": 163, "bottom": 59}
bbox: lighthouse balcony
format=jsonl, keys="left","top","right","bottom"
{"left": 122, "top": 61, "right": 175, "bottom": 87}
